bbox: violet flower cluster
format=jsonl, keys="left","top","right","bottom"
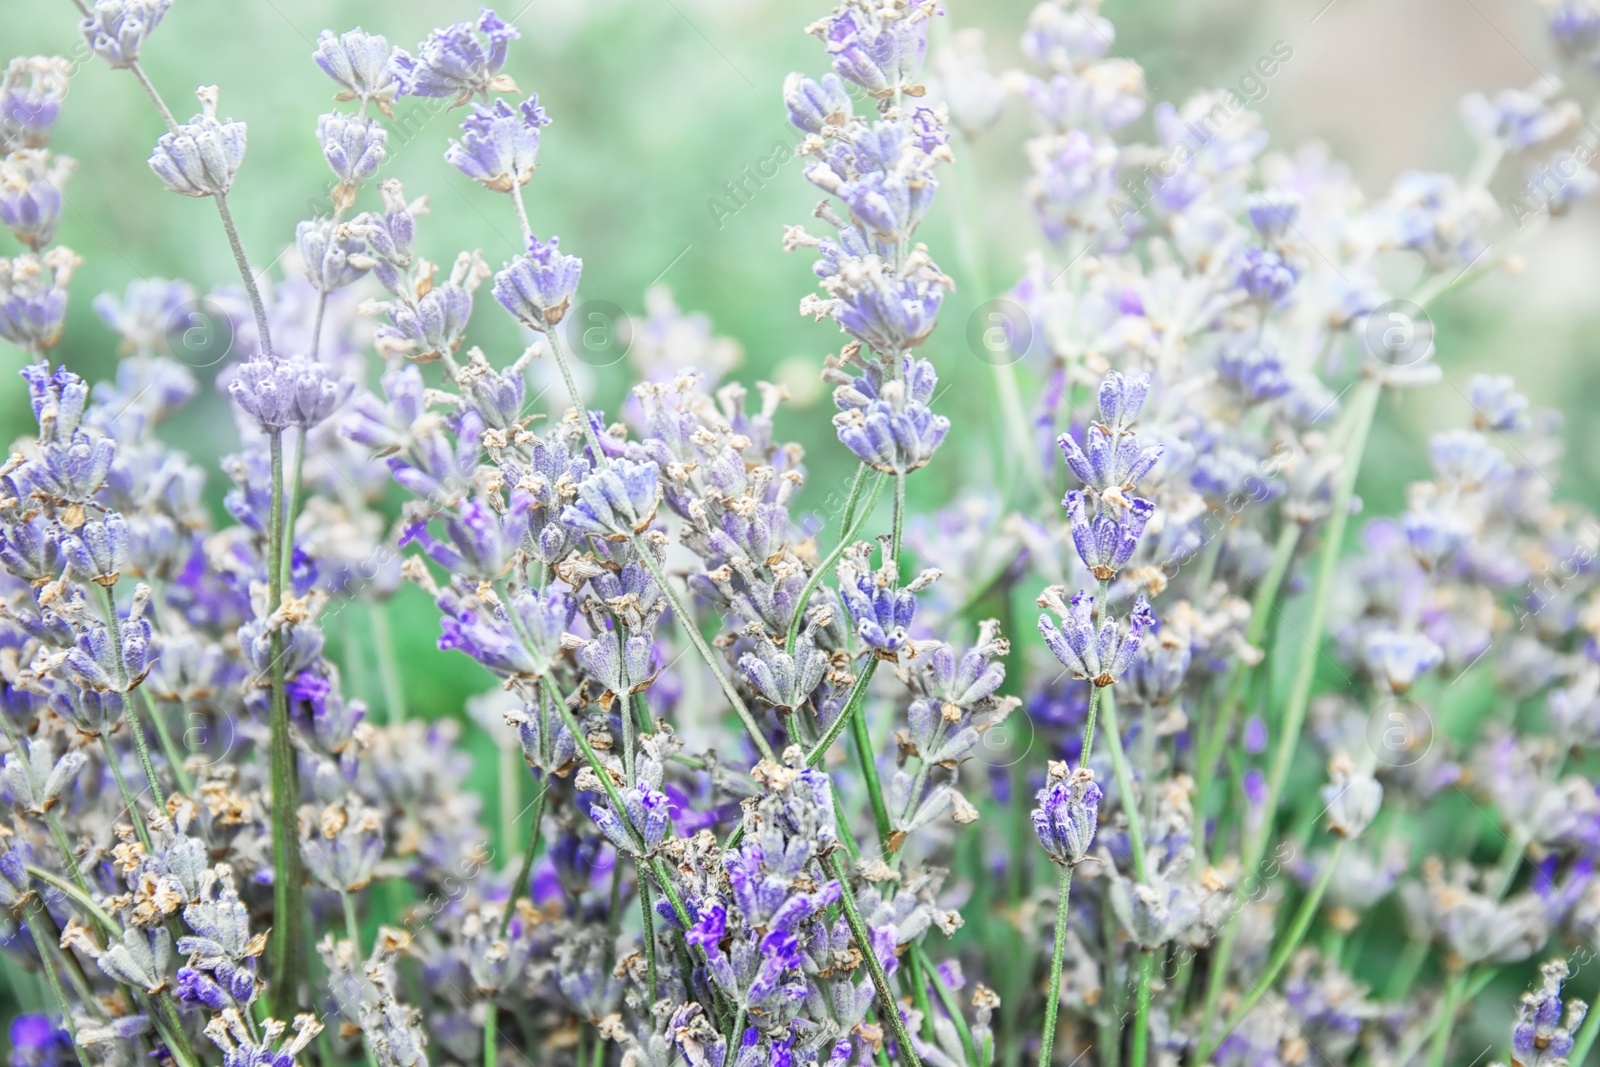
{"left": 3, "top": 1, "right": 1600, "bottom": 1067}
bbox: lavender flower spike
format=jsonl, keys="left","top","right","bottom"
{"left": 559, "top": 458, "right": 660, "bottom": 539}
{"left": 1512, "top": 959, "right": 1587, "bottom": 1067}
{"left": 228, "top": 354, "right": 353, "bottom": 431}
{"left": 1032, "top": 761, "right": 1102, "bottom": 866}
{"left": 391, "top": 9, "right": 520, "bottom": 103}
{"left": 147, "top": 87, "right": 248, "bottom": 198}
{"left": 312, "top": 28, "right": 398, "bottom": 103}
{"left": 1065, "top": 489, "right": 1154, "bottom": 581}
{"left": 446, "top": 95, "right": 549, "bottom": 191}
{"left": 493, "top": 234, "right": 582, "bottom": 329}
{"left": 80, "top": 0, "right": 172, "bottom": 69}
{"left": 1037, "top": 587, "right": 1154, "bottom": 687}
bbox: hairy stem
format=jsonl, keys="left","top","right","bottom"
{"left": 266, "top": 430, "right": 305, "bottom": 1016}
{"left": 1036, "top": 863, "right": 1074, "bottom": 1067}
{"left": 786, "top": 469, "right": 886, "bottom": 655}
{"left": 823, "top": 852, "right": 924, "bottom": 1067}
{"left": 499, "top": 783, "right": 547, "bottom": 938}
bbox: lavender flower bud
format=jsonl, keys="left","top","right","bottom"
{"left": 48, "top": 687, "right": 124, "bottom": 738}
{"left": 739, "top": 631, "right": 828, "bottom": 712}
{"left": 1065, "top": 489, "right": 1154, "bottom": 580}
{"left": 1, "top": 57, "right": 72, "bottom": 152}
{"left": 0, "top": 514, "right": 62, "bottom": 583}
{"left": 317, "top": 113, "right": 387, "bottom": 186}
{"left": 80, "top": 0, "right": 172, "bottom": 69}
{"left": 312, "top": 28, "right": 397, "bottom": 102}
{"left": 560, "top": 458, "right": 659, "bottom": 539}
{"left": 301, "top": 799, "right": 386, "bottom": 891}
{"left": 392, "top": 9, "right": 520, "bottom": 102}
{"left": 1, "top": 739, "right": 87, "bottom": 815}
{"left": 0, "top": 150, "right": 74, "bottom": 250}
{"left": 1247, "top": 190, "right": 1300, "bottom": 237}
{"left": 1322, "top": 755, "right": 1382, "bottom": 839}
{"left": 830, "top": 355, "right": 950, "bottom": 474}
{"left": 1512, "top": 959, "right": 1587, "bottom": 1067}
{"left": 296, "top": 218, "right": 370, "bottom": 293}
{"left": 227, "top": 354, "right": 353, "bottom": 431}
{"left": 1037, "top": 587, "right": 1154, "bottom": 687}
{"left": 1361, "top": 629, "right": 1444, "bottom": 694}
{"left": 1031, "top": 762, "right": 1101, "bottom": 866}
{"left": 1235, "top": 246, "right": 1298, "bottom": 304}
{"left": 1467, "top": 372, "right": 1531, "bottom": 432}
{"left": 1095, "top": 370, "right": 1151, "bottom": 433}
{"left": 493, "top": 234, "right": 582, "bottom": 329}
{"left": 1056, "top": 421, "right": 1162, "bottom": 493}
{"left": 0, "top": 248, "right": 80, "bottom": 351}
{"left": 810, "top": 0, "right": 940, "bottom": 97}
{"left": 93, "top": 926, "right": 173, "bottom": 994}
{"left": 60, "top": 512, "right": 130, "bottom": 586}
{"left": 147, "top": 87, "right": 248, "bottom": 198}
{"left": 783, "top": 72, "right": 851, "bottom": 134}
{"left": 92, "top": 277, "right": 196, "bottom": 353}
{"left": 591, "top": 784, "right": 672, "bottom": 856}
{"left": 376, "top": 283, "right": 474, "bottom": 361}
{"left": 446, "top": 95, "right": 548, "bottom": 191}
{"left": 837, "top": 542, "right": 940, "bottom": 659}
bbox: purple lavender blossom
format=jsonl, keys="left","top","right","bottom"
{"left": 147, "top": 87, "right": 247, "bottom": 197}
{"left": 493, "top": 234, "right": 582, "bottom": 329}
{"left": 1065, "top": 489, "right": 1153, "bottom": 580}
{"left": 79, "top": 0, "right": 171, "bottom": 69}
{"left": 227, "top": 354, "right": 353, "bottom": 431}
{"left": 391, "top": 9, "right": 519, "bottom": 103}
{"left": 312, "top": 28, "right": 397, "bottom": 102}
{"left": 446, "top": 95, "right": 548, "bottom": 191}
{"left": 1, "top": 58, "right": 71, "bottom": 152}
{"left": 1032, "top": 763, "right": 1102, "bottom": 866}
{"left": 1037, "top": 588, "right": 1154, "bottom": 687}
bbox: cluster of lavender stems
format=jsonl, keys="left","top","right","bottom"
{"left": 6, "top": 1, "right": 1600, "bottom": 1067}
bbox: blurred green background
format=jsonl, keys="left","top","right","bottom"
{"left": 4, "top": 0, "right": 1600, "bottom": 1047}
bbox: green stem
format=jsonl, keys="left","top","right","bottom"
{"left": 213, "top": 191, "right": 273, "bottom": 360}
{"left": 920, "top": 943, "right": 977, "bottom": 1067}
{"left": 823, "top": 852, "right": 924, "bottom": 1067}
{"left": 1196, "top": 839, "right": 1346, "bottom": 1062}
{"left": 369, "top": 601, "right": 408, "bottom": 723}
{"left": 1199, "top": 380, "right": 1380, "bottom": 1029}
{"left": 891, "top": 470, "right": 906, "bottom": 560}
{"left": 1131, "top": 951, "right": 1154, "bottom": 1067}
{"left": 1100, "top": 688, "right": 1149, "bottom": 882}
{"left": 837, "top": 461, "right": 871, "bottom": 540}
{"left": 41, "top": 810, "right": 91, "bottom": 895}
{"left": 342, "top": 891, "right": 382, "bottom": 1067}
{"left": 98, "top": 586, "right": 166, "bottom": 811}
{"left": 499, "top": 741, "right": 520, "bottom": 857}
{"left": 640, "top": 873, "right": 659, "bottom": 1004}
{"left": 1384, "top": 938, "right": 1429, "bottom": 1000}
{"left": 1036, "top": 864, "right": 1074, "bottom": 1067}
{"left": 905, "top": 943, "right": 935, "bottom": 1041}
{"left": 499, "top": 785, "right": 546, "bottom": 938}
{"left": 266, "top": 430, "right": 305, "bottom": 1017}
{"left": 279, "top": 431, "right": 307, "bottom": 588}
{"left": 1424, "top": 973, "right": 1464, "bottom": 1067}
{"left": 26, "top": 863, "right": 118, "bottom": 933}
{"left": 787, "top": 471, "right": 886, "bottom": 655}
{"left": 99, "top": 734, "right": 154, "bottom": 851}
{"left": 19, "top": 908, "right": 92, "bottom": 1067}
{"left": 1194, "top": 521, "right": 1301, "bottom": 857}
{"left": 139, "top": 687, "right": 193, "bottom": 795}
{"left": 725, "top": 1006, "right": 748, "bottom": 1058}
{"left": 848, "top": 664, "right": 894, "bottom": 849}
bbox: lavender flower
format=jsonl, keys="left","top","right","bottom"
{"left": 1, "top": 57, "right": 71, "bottom": 151}
{"left": 392, "top": 9, "right": 519, "bottom": 103}
{"left": 1511, "top": 959, "right": 1588, "bottom": 1067}
{"left": 1032, "top": 762, "right": 1102, "bottom": 866}
{"left": 1037, "top": 587, "right": 1154, "bottom": 687}
{"left": 0, "top": 150, "right": 73, "bottom": 249}
{"left": 317, "top": 113, "right": 387, "bottom": 185}
{"left": 147, "top": 87, "right": 248, "bottom": 197}
{"left": 1065, "top": 489, "right": 1154, "bottom": 580}
{"left": 312, "top": 28, "right": 397, "bottom": 103}
{"left": 446, "top": 94, "right": 548, "bottom": 191}
{"left": 79, "top": 0, "right": 171, "bottom": 68}
{"left": 493, "top": 234, "right": 582, "bottom": 329}
{"left": 0, "top": 248, "right": 78, "bottom": 351}
{"left": 227, "top": 354, "right": 353, "bottom": 431}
